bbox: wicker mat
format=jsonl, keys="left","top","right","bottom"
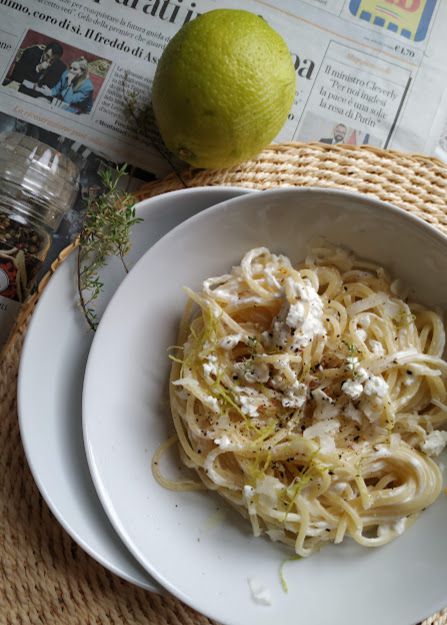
{"left": 1, "top": 141, "right": 447, "bottom": 625}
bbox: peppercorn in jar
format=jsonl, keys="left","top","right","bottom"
{"left": 0, "top": 132, "right": 79, "bottom": 346}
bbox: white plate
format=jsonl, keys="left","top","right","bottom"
{"left": 83, "top": 188, "right": 447, "bottom": 625}
{"left": 18, "top": 185, "right": 252, "bottom": 591}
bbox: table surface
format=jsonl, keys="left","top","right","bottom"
{"left": 2, "top": 141, "right": 447, "bottom": 625}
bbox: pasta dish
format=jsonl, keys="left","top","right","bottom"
{"left": 162, "top": 244, "right": 447, "bottom": 556}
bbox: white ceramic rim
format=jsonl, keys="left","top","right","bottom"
{"left": 17, "top": 185, "right": 253, "bottom": 590}
{"left": 82, "top": 186, "right": 447, "bottom": 623}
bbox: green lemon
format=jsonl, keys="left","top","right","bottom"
{"left": 151, "top": 9, "right": 296, "bottom": 169}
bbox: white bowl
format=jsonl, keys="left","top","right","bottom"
{"left": 83, "top": 188, "right": 447, "bottom": 625}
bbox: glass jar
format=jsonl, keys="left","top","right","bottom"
{"left": 0, "top": 131, "right": 79, "bottom": 347}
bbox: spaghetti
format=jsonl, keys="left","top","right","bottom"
{"left": 164, "top": 244, "right": 447, "bottom": 556}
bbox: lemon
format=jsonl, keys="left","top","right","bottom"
{"left": 151, "top": 9, "right": 296, "bottom": 169}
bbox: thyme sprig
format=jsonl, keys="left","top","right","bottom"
{"left": 122, "top": 74, "right": 188, "bottom": 188}
{"left": 77, "top": 165, "right": 142, "bottom": 331}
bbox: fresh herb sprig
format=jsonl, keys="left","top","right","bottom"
{"left": 77, "top": 165, "right": 142, "bottom": 331}
{"left": 122, "top": 74, "right": 188, "bottom": 188}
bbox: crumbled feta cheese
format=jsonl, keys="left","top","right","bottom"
{"left": 214, "top": 435, "right": 231, "bottom": 449}
{"left": 203, "top": 395, "right": 219, "bottom": 413}
{"left": 356, "top": 367, "right": 369, "bottom": 383}
{"left": 356, "top": 328, "right": 367, "bottom": 342}
{"left": 363, "top": 375, "right": 388, "bottom": 398}
{"left": 281, "top": 380, "right": 307, "bottom": 409}
{"left": 203, "top": 360, "right": 218, "bottom": 376}
{"left": 343, "top": 373, "right": 388, "bottom": 422}
{"left": 220, "top": 334, "right": 244, "bottom": 350}
{"left": 214, "top": 435, "right": 242, "bottom": 451}
{"left": 342, "top": 379, "right": 363, "bottom": 400}
{"left": 247, "top": 577, "right": 272, "bottom": 606}
{"left": 286, "top": 301, "right": 306, "bottom": 328}
{"left": 244, "top": 484, "right": 255, "bottom": 498}
{"left": 393, "top": 518, "right": 406, "bottom": 535}
{"left": 421, "top": 430, "right": 447, "bottom": 457}
{"left": 240, "top": 394, "right": 259, "bottom": 417}
{"left": 281, "top": 279, "right": 326, "bottom": 347}
{"left": 346, "top": 356, "right": 359, "bottom": 372}
{"left": 203, "top": 354, "right": 219, "bottom": 377}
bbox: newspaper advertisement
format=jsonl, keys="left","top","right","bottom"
{"left": 0, "top": 0, "right": 446, "bottom": 249}
{"left": 254, "top": 0, "right": 447, "bottom": 155}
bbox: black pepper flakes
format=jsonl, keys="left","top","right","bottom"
{"left": 0, "top": 213, "right": 50, "bottom": 303}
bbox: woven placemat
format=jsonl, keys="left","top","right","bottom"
{"left": 1, "top": 141, "right": 447, "bottom": 625}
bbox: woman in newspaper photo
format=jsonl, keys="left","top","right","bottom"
{"left": 35, "top": 57, "right": 94, "bottom": 115}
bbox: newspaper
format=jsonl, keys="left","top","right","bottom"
{"left": 0, "top": 0, "right": 446, "bottom": 246}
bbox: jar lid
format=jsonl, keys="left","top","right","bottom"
{"left": 0, "top": 131, "right": 80, "bottom": 230}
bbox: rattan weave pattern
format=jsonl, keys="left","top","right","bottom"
{"left": 1, "top": 142, "right": 447, "bottom": 625}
